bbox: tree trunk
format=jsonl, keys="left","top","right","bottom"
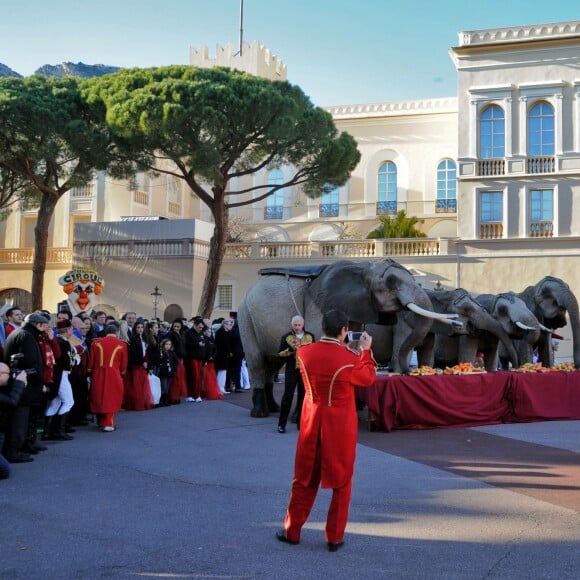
{"left": 197, "top": 193, "right": 228, "bottom": 318}
{"left": 31, "top": 193, "right": 59, "bottom": 311}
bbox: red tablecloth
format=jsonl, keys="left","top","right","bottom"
{"left": 357, "top": 371, "right": 580, "bottom": 432}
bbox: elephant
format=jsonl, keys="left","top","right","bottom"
{"left": 516, "top": 276, "right": 580, "bottom": 369}
{"left": 476, "top": 292, "right": 546, "bottom": 369}
{"left": 237, "top": 259, "right": 458, "bottom": 417}
{"left": 369, "top": 288, "right": 520, "bottom": 372}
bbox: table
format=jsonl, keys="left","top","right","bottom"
{"left": 356, "top": 371, "right": 580, "bottom": 432}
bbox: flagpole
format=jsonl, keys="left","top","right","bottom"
{"left": 239, "top": 0, "right": 244, "bottom": 56}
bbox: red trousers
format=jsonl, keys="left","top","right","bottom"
{"left": 96, "top": 413, "right": 115, "bottom": 428}
{"left": 283, "top": 477, "right": 352, "bottom": 544}
{"left": 186, "top": 359, "right": 204, "bottom": 398}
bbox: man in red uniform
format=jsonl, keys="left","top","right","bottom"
{"left": 87, "top": 322, "right": 128, "bottom": 432}
{"left": 276, "top": 309, "right": 376, "bottom": 552}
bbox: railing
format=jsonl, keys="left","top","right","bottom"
{"left": 319, "top": 203, "right": 339, "bottom": 218}
{"left": 480, "top": 223, "right": 503, "bottom": 239}
{"left": 224, "top": 239, "right": 442, "bottom": 260}
{"left": 478, "top": 159, "right": 505, "bottom": 176}
{"left": 168, "top": 202, "right": 181, "bottom": 215}
{"left": 435, "top": 199, "right": 457, "bottom": 213}
{"left": 133, "top": 190, "right": 149, "bottom": 206}
{"left": 71, "top": 184, "right": 94, "bottom": 197}
{"left": 321, "top": 241, "right": 376, "bottom": 257}
{"left": 264, "top": 205, "right": 283, "bottom": 220}
{"left": 382, "top": 239, "right": 440, "bottom": 256}
{"left": 529, "top": 221, "right": 553, "bottom": 237}
{"left": 74, "top": 240, "right": 210, "bottom": 260}
{"left": 527, "top": 156, "right": 555, "bottom": 174}
{"left": 376, "top": 200, "right": 397, "bottom": 216}
{"left": 0, "top": 248, "right": 73, "bottom": 264}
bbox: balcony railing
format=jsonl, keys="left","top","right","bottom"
{"left": 319, "top": 203, "right": 339, "bottom": 218}
{"left": 71, "top": 184, "right": 94, "bottom": 197}
{"left": 529, "top": 221, "right": 553, "bottom": 237}
{"left": 478, "top": 159, "right": 505, "bottom": 176}
{"left": 264, "top": 205, "right": 283, "bottom": 220}
{"left": 133, "top": 190, "right": 149, "bottom": 206}
{"left": 376, "top": 200, "right": 397, "bottom": 216}
{"left": 527, "top": 156, "right": 555, "bottom": 174}
{"left": 0, "top": 248, "right": 73, "bottom": 265}
{"left": 435, "top": 198, "right": 457, "bottom": 213}
{"left": 480, "top": 222, "right": 503, "bottom": 239}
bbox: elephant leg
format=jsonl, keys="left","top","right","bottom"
{"left": 416, "top": 333, "right": 434, "bottom": 368}
{"left": 251, "top": 388, "right": 269, "bottom": 418}
{"left": 457, "top": 335, "right": 478, "bottom": 366}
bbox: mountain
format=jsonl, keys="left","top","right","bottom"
{"left": 0, "top": 63, "right": 23, "bottom": 78}
{"left": 34, "top": 62, "right": 121, "bottom": 78}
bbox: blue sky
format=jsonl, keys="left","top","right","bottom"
{"left": 1, "top": 0, "right": 578, "bottom": 106}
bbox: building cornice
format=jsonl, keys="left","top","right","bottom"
{"left": 457, "top": 21, "right": 580, "bottom": 47}
{"left": 325, "top": 97, "right": 458, "bottom": 120}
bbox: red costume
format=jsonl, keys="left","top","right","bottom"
{"left": 88, "top": 335, "right": 128, "bottom": 429}
{"left": 282, "top": 338, "right": 376, "bottom": 545}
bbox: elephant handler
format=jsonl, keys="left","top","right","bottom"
{"left": 277, "top": 315, "right": 315, "bottom": 433}
{"left": 276, "top": 309, "right": 376, "bottom": 552}
{"left": 87, "top": 322, "right": 128, "bottom": 432}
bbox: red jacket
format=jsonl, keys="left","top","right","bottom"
{"left": 88, "top": 336, "right": 128, "bottom": 414}
{"left": 296, "top": 338, "right": 376, "bottom": 489}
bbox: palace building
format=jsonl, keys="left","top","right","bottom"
{"left": 1, "top": 20, "right": 579, "bottom": 362}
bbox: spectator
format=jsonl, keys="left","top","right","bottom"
{"left": 184, "top": 317, "right": 206, "bottom": 402}
{"left": 158, "top": 338, "right": 178, "bottom": 407}
{"left": 2, "top": 313, "right": 48, "bottom": 463}
{"left": 123, "top": 319, "right": 154, "bottom": 411}
{"left": 4, "top": 306, "right": 23, "bottom": 337}
{"left": 0, "top": 363, "right": 28, "bottom": 478}
{"left": 166, "top": 319, "right": 187, "bottom": 404}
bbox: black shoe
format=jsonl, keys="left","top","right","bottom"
{"left": 33, "top": 442, "right": 48, "bottom": 451}
{"left": 234, "top": 388, "right": 243, "bottom": 393}
{"left": 21, "top": 443, "right": 39, "bottom": 455}
{"left": 278, "top": 425, "right": 286, "bottom": 433}
{"left": 327, "top": 541, "right": 344, "bottom": 552}
{"left": 7, "top": 452, "right": 34, "bottom": 464}
{"left": 276, "top": 531, "right": 299, "bottom": 545}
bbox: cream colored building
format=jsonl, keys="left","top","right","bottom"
{"left": 1, "top": 24, "right": 580, "bottom": 362}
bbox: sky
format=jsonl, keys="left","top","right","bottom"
{"left": 1, "top": 0, "right": 579, "bottom": 107}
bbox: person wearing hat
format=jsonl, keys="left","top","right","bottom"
{"left": 2, "top": 312, "right": 48, "bottom": 463}
{"left": 42, "top": 319, "right": 80, "bottom": 441}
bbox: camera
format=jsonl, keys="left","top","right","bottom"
{"left": 9, "top": 353, "right": 37, "bottom": 377}
{"left": 347, "top": 331, "right": 364, "bottom": 342}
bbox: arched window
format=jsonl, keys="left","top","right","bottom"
{"left": 528, "top": 101, "right": 554, "bottom": 156}
{"left": 319, "top": 184, "right": 339, "bottom": 217}
{"left": 436, "top": 159, "right": 457, "bottom": 213}
{"left": 377, "top": 161, "right": 397, "bottom": 215}
{"left": 479, "top": 105, "right": 505, "bottom": 159}
{"left": 265, "top": 169, "right": 284, "bottom": 219}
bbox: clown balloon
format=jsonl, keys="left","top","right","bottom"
{"left": 58, "top": 267, "right": 105, "bottom": 315}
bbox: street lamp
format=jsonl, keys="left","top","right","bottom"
{"left": 151, "top": 286, "right": 162, "bottom": 320}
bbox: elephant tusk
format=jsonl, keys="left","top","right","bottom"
{"left": 407, "top": 302, "right": 459, "bottom": 320}
{"left": 440, "top": 319, "right": 464, "bottom": 327}
{"left": 515, "top": 321, "right": 537, "bottom": 331}
{"left": 539, "top": 324, "right": 552, "bottom": 333}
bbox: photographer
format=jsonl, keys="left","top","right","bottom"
{"left": 0, "top": 363, "right": 27, "bottom": 478}
{"left": 2, "top": 313, "right": 47, "bottom": 463}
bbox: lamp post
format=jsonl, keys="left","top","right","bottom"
{"left": 151, "top": 286, "right": 162, "bottom": 320}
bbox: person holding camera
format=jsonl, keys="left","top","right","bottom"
{"left": 2, "top": 313, "right": 47, "bottom": 463}
{"left": 277, "top": 315, "right": 315, "bottom": 434}
{"left": 276, "top": 309, "right": 376, "bottom": 552}
{"left": 0, "top": 363, "right": 28, "bottom": 478}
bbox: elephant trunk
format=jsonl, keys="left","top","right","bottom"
{"left": 556, "top": 290, "right": 580, "bottom": 369}
{"left": 480, "top": 317, "right": 519, "bottom": 368}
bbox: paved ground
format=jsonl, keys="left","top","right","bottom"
{"left": 1, "top": 384, "right": 579, "bottom": 579}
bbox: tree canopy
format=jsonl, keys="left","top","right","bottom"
{"left": 0, "top": 75, "right": 115, "bottom": 308}
{"left": 86, "top": 65, "right": 361, "bottom": 315}
{"left": 367, "top": 210, "right": 427, "bottom": 239}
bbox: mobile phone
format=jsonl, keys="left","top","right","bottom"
{"left": 348, "top": 331, "right": 363, "bottom": 341}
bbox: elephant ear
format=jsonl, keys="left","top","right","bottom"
{"left": 317, "top": 262, "right": 380, "bottom": 322}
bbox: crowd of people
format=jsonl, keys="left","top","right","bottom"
{"left": 0, "top": 305, "right": 250, "bottom": 479}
